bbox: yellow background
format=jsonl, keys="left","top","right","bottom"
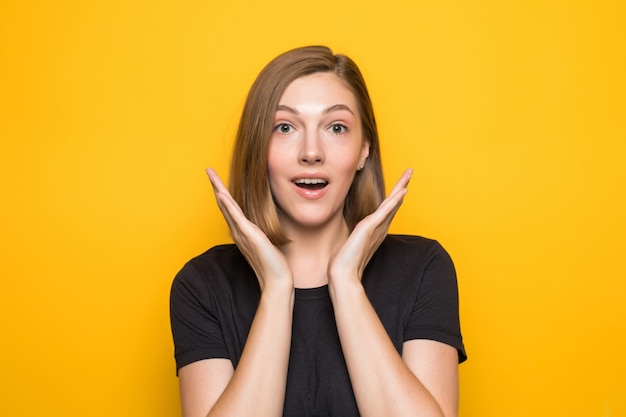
{"left": 1, "top": 0, "right": 624, "bottom": 415}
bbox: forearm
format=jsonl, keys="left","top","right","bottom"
{"left": 208, "top": 285, "right": 294, "bottom": 417}
{"left": 329, "top": 280, "right": 445, "bottom": 417}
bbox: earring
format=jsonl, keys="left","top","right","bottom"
{"left": 358, "top": 163, "right": 365, "bottom": 170}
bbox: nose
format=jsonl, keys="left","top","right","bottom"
{"left": 299, "top": 131, "right": 324, "bottom": 165}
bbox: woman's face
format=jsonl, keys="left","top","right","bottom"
{"left": 267, "top": 72, "right": 369, "bottom": 233}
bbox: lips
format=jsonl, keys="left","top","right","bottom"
{"left": 291, "top": 175, "right": 329, "bottom": 199}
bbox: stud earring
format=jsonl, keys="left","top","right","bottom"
{"left": 358, "top": 163, "right": 365, "bottom": 170}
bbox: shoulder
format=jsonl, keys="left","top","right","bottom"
{"left": 179, "top": 244, "right": 248, "bottom": 277}
{"left": 171, "top": 244, "right": 255, "bottom": 296}
{"left": 185, "top": 244, "right": 245, "bottom": 270}
{"left": 376, "top": 234, "right": 452, "bottom": 266}
{"left": 364, "top": 234, "right": 454, "bottom": 291}
{"left": 364, "top": 234, "right": 457, "bottom": 297}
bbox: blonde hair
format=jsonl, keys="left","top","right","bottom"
{"left": 230, "top": 46, "right": 385, "bottom": 245}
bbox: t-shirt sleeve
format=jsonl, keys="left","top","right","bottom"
{"left": 170, "top": 261, "right": 230, "bottom": 374}
{"left": 404, "top": 241, "right": 467, "bottom": 363}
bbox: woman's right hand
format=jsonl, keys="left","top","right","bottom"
{"left": 206, "top": 168, "right": 293, "bottom": 292}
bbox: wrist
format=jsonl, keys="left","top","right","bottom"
{"left": 328, "top": 275, "right": 364, "bottom": 304}
{"left": 260, "top": 279, "right": 295, "bottom": 304}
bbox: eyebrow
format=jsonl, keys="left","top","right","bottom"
{"left": 276, "top": 104, "right": 355, "bottom": 115}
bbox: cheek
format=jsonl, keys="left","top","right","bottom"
{"left": 332, "top": 155, "right": 360, "bottom": 187}
{"left": 337, "top": 161, "right": 357, "bottom": 178}
{"left": 336, "top": 143, "right": 363, "bottom": 171}
{"left": 267, "top": 140, "right": 279, "bottom": 172}
{"left": 266, "top": 143, "right": 285, "bottom": 189}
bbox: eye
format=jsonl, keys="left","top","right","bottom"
{"left": 275, "top": 123, "right": 295, "bottom": 134}
{"left": 329, "top": 123, "right": 348, "bottom": 134}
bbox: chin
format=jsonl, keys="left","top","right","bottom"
{"left": 280, "top": 207, "right": 344, "bottom": 230}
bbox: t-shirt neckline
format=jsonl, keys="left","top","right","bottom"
{"left": 294, "top": 284, "right": 329, "bottom": 300}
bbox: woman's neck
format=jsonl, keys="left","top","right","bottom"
{"left": 279, "top": 217, "right": 349, "bottom": 289}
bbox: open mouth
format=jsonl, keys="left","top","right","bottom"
{"left": 294, "top": 178, "right": 328, "bottom": 190}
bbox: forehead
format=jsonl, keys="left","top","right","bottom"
{"left": 278, "top": 72, "right": 359, "bottom": 109}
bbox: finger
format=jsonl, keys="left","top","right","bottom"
{"left": 206, "top": 168, "right": 229, "bottom": 195}
{"left": 372, "top": 169, "right": 411, "bottom": 220}
{"left": 206, "top": 168, "right": 232, "bottom": 217}
{"left": 386, "top": 168, "right": 413, "bottom": 200}
{"left": 205, "top": 168, "right": 252, "bottom": 240}
{"left": 216, "top": 190, "right": 251, "bottom": 231}
{"left": 205, "top": 169, "right": 257, "bottom": 233}
{"left": 205, "top": 169, "right": 235, "bottom": 223}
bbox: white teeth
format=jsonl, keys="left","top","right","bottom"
{"left": 295, "top": 178, "right": 327, "bottom": 185}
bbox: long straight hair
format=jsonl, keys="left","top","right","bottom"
{"left": 229, "top": 46, "right": 385, "bottom": 245}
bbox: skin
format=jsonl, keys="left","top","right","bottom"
{"left": 178, "top": 72, "right": 459, "bottom": 417}
{"left": 267, "top": 73, "right": 370, "bottom": 288}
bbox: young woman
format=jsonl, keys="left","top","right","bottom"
{"left": 170, "top": 45, "right": 466, "bottom": 417}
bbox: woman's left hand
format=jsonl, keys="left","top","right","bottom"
{"left": 327, "top": 169, "right": 412, "bottom": 284}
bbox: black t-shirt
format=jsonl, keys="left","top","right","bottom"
{"left": 170, "top": 234, "right": 466, "bottom": 416}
